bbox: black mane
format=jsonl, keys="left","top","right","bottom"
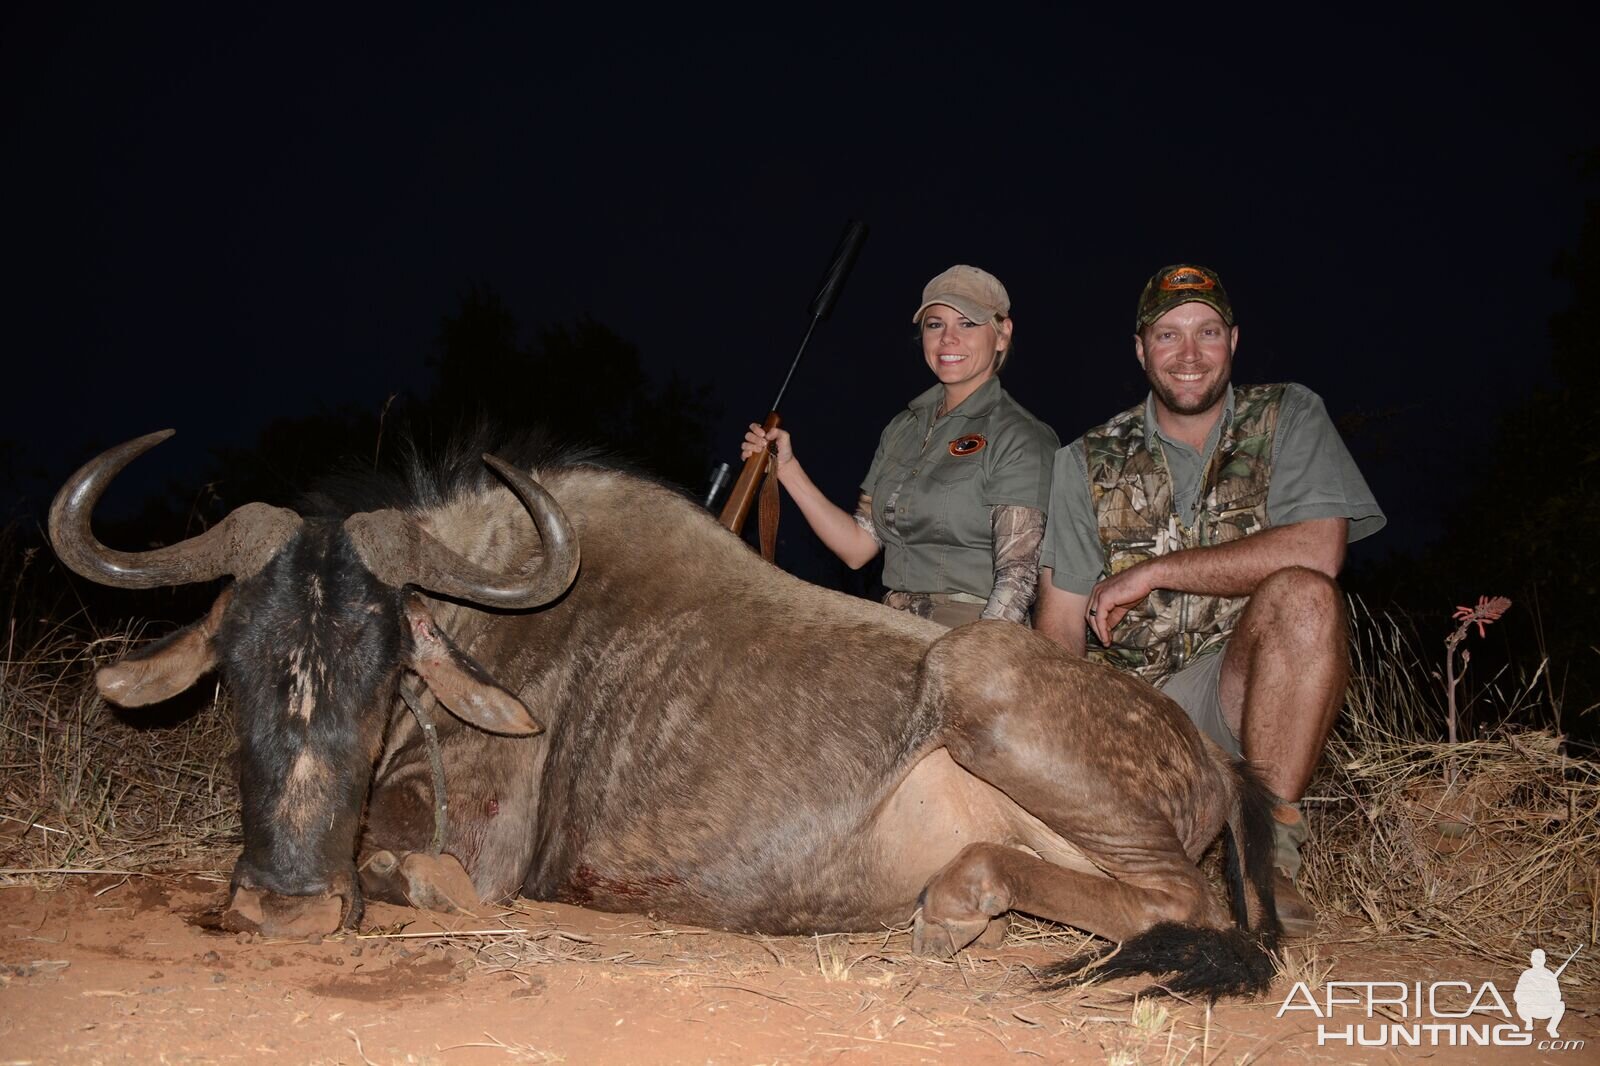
{"left": 296, "top": 422, "right": 629, "bottom": 520}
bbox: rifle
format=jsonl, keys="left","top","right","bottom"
{"left": 716, "top": 220, "right": 869, "bottom": 560}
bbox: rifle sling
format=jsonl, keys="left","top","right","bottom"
{"left": 758, "top": 455, "right": 780, "bottom": 563}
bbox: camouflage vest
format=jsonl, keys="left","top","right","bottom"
{"left": 1083, "top": 383, "right": 1285, "bottom": 685}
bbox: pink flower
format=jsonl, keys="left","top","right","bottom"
{"left": 1452, "top": 595, "right": 1512, "bottom": 638}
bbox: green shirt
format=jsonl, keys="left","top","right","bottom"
{"left": 1042, "top": 383, "right": 1386, "bottom": 594}
{"left": 862, "top": 377, "right": 1059, "bottom": 599}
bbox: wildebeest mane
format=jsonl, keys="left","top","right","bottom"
{"left": 296, "top": 422, "right": 649, "bottom": 519}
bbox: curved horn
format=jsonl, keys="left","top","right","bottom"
{"left": 48, "top": 430, "right": 303, "bottom": 589}
{"left": 344, "top": 454, "right": 579, "bottom": 610}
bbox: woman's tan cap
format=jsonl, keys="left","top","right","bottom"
{"left": 911, "top": 265, "right": 1010, "bottom": 325}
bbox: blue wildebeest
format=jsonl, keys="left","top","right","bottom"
{"left": 50, "top": 429, "right": 1282, "bottom": 998}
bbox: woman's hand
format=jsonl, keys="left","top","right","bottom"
{"left": 735, "top": 421, "right": 879, "bottom": 570}
{"left": 740, "top": 423, "right": 793, "bottom": 469}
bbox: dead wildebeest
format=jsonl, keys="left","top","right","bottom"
{"left": 50, "top": 429, "right": 1282, "bottom": 998}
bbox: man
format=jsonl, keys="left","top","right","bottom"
{"left": 1035, "top": 264, "right": 1384, "bottom": 933}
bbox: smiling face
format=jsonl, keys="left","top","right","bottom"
{"left": 920, "top": 304, "right": 1011, "bottom": 409}
{"left": 1135, "top": 301, "right": 1238, "bottom": 425}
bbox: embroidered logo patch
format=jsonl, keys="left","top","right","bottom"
{"left": 1160, "top": 267, "right": 1216, "bottom": 292}
{"left": 948, "top": 434, "right": 987, "bottom": 457}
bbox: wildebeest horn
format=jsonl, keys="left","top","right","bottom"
{"left": 49, "top": 430, "right": 304, "bottom": 588}
{"left": 343, "top": 454, "right": 579, "bottom": 610}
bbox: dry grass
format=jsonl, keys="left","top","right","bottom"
{"left": 1300, "top": 600, "right": 1598, "bottom": 989}
{"left": 0, "top": 620, "right": 239, "bottom": 884}
{"left": 1003, "top": 912, "right": 1097, "bottom": 952}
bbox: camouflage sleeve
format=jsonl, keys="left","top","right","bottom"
{"left": 981, "top": 505, "right": 1045, "bottom": 624}
{"left": 852, "top": 492, "right": 881, "bottom": 547}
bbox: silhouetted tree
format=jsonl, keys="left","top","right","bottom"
{"left": 427, "top": 285, "right": 526, "bottom": 421}
{"left": 425, "top": 287, "right": 719, "bottom": 489}
{"left": 1425, "top": 150, "right": 1600, "bottom": 728}
{"left": 30, "top": 286, "right": 723, "bottom": 635}
{"left": 205, "top": 403, "right": 396, "bottom": 511}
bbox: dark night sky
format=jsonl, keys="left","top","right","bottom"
{"left": 6, "top": 8, "right": 1593, "bottom": 587}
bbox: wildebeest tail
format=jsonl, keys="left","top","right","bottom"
{"left": 1044, "top": 921, "right": 1278, "bottom": 1000}
{"left": 1225, "top": 756, "right": 1283, "bottom": 948}
{"left": 1041, "top": 759, "right": 1282, "bottom": 1000}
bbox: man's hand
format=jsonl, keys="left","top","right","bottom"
{"left": 1082, "top": 518, "right": 1348, "bottom": 646}
{"left": 1086, "top": 561, "right": 1157, "bottom": 646}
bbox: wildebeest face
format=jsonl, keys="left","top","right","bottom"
{"left": 96, "top": 523, "right": 542, "bottom": 935}
{"left": 50, "top": 431, "right": 580, "bottom": 938}
{"left": 214, "top": 525, "right": 407, "bottom": 934}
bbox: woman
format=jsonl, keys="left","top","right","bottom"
{"left": 742, "top": 264, "right": 1058, "bottom": 627}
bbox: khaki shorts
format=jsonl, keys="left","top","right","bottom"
{"left": 1157, "top": 647, "right": 1241, "bottom": 757}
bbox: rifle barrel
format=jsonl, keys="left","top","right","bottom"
{"left": 718, "top": 219, "right": 869, "bottom": 540}
{"left": 770, "top": 220, "right": 869, "bottom": 411}
{"left": 768, "top": 315, "right": 820, "bottom": 414}
{"left": 809, "top": 220, "right": 870, "bottom": 321}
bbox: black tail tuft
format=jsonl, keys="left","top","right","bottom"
{"left": 1230, "top": 758, "right": 1284, "bottom": 949}
{"left": 1041, "top": 922, "right": 1277, "bottom": 1001}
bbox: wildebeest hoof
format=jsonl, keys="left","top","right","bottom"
{"left": 400, "top": 851, "right": 484, "bottom": 915}
{"left": 911, "top": 911, "right": 991, "bottom": 958}
{"left": 973, "top": 914, "right": 1010, "bottom": 949}
{"left": 360, "top": 849, "right": 400, "bottom": 879}
{"left": 361, "top": 849, "right": 484, "bottom": 916}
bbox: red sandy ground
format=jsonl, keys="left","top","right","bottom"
{"left": 1, "top": 874, "right": 1592, "bottom": 1065}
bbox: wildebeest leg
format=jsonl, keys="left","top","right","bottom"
{"left": 358, "top": 691, "right": 540, "bottom": 914}
{"left": 911, "top": 623, "right": 1235, "bottom": 956}
{"left": 913, "top": 842, "right": 1215, "bottom": 957}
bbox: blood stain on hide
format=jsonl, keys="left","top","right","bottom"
{"left": 558, "top": 864, "right": 684, "bottom": 907}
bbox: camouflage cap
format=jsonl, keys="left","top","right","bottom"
{"left": 912, "top": 264, "right": 1010, "bottom": 326}
{"left": 1135, "top": 264, "right": 1234, "bottom": 330}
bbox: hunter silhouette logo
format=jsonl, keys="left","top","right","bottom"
{"left": 1278, "top": 942, "right": 1586, "bottom": 1050}
{"left": 1515, "top": 945, "right": 1579, "bottom": 1038}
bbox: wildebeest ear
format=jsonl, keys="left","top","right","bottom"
{"left": 96, "top": 588, "right": 233, "bottom": 707}
{"left": 402, "top": 596, "right": 542, "bottom": 736}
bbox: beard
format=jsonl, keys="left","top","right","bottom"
{"left": 1146, "top": 365, "right": 1230, "bottom": 417}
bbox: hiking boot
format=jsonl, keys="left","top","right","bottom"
{"left": 1273, "top": 869, "right": 1317, "bottom": 938}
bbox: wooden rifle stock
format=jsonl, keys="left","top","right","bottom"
{"left": 720, "top": 411, "right": 781, "bottom": 560}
